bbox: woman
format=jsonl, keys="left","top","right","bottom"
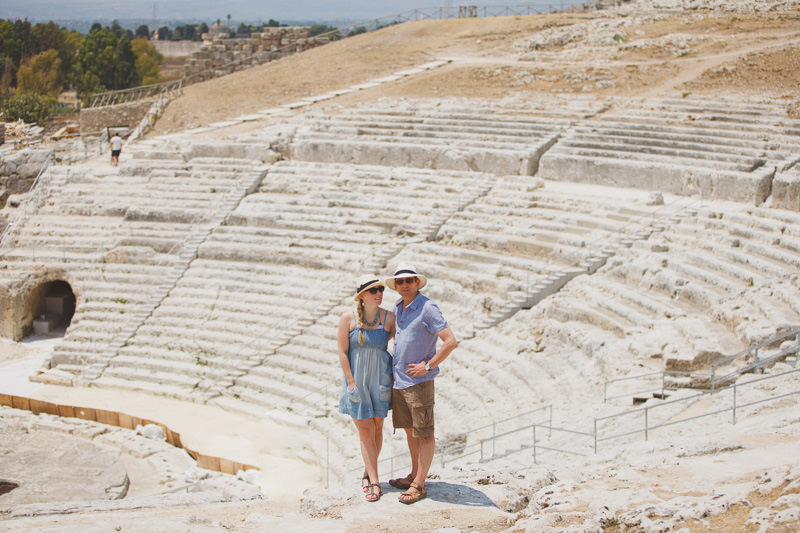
{"left": 338, "top": 275, "right": 395, "bottom": 502}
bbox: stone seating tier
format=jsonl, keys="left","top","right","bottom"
{"left": 290, "top": 137, "right": 552, "bottom": 176}
{"left": 119, "top": 342, "right": 261, "bottom": 374}
{"left": 8, "top": 96, "right": 800, "bottom": 482}
{"left": 607, "top": 242, "right": 798, "bottom": 347}
{"left": 556, "top": 132, "right": 771, "bottom": 171}
{"left": 614, "top": 96, "right": 800, "bottom": 131}
{"left": 664, "top": 224, "right": 798, "bottom": 282}
{"left": 302, "top": 119, "right": 561, "bottom": 147}
{"left": 538, "top": 153, "right": 774, "bottom": 204}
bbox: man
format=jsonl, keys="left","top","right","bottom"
{"left": 385, "top": 264, "right": 457, "bottom": 504}
{"left": 109, "top": 133, "right": 123, "bottom": 167}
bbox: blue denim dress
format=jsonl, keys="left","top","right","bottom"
{"left": 339, "top": 325, "right": 393, "bottom": 419}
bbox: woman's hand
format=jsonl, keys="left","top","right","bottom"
{"left": 347, "top": 386, "right": 360, "bottom": 403}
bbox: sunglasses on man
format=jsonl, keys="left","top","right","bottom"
{"left": 394, "top": 277, "right": 418, "bottom": 286}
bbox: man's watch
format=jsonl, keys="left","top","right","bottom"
{"left": 424, "top": 362, "right": 431, "bottom": 371}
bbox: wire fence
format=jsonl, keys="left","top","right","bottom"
{"left": 348, "top": 2, "right": 586, "bottom": 32}
{"left": 603, "top": 327, "right": 800, "bottom": 401}
{"left": 88, "top": 79, "right": 184, "bottom": 108}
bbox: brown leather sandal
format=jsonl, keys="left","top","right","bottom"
{"left": 365, "top": 483, "right": 382, "bottom": 502}
{"left": 361, "top": 474, "right": 370, "bottom": 493}
{"left": 389, "top": 473, "right": 414, "bottom": 490}
{"left": 399, "top": 482, "right": 426, "bottom": 504}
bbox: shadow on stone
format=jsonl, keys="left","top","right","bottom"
{"left": 423, "top": 481, "right": 497, "bottom": 507}
{"left": 0, "top": 480, "right": 19, "bottom": 496}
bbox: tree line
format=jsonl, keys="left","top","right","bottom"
{"left": 0, "top": 17, "right": 345, "bottom": 125}
{"left": 0, "top": 19, "right": 165, "bottom": 124}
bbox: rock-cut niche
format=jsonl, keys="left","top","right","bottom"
{"left": 28, "top": 280, "right": 76, "bottom": 337}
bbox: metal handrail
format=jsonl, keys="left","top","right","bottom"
{"left": 464, "top": 366, "right": 800, "bottom": 468}
{"left": 711, "top": 327, "right": 800, "bottom": 391}
{"left": 595, "top": 367, "right": 800, "bottom": 449}
{"left": 602, "top": 328, "right": 800, "bottom": 401}
{"left": 88, "top": 79, "right": 184, "bottom": 108}
{"left": 346, "top": 404, "right": 553, "bottom": 479}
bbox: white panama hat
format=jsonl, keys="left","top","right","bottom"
{"left": 353, "top": 275, "right": 385, "bottom": 301}
{"left": 385, "top": 264, "right": 427, "bottom": 290}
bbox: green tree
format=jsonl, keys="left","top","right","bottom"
{"left": 310, "top": 24, "right": 340, "bottom": 39}
{"left": 173, "top": 24, "right": 197, "bottom": 41}
{"left": 347, "top": 26, "right": 368, "bottom": 37}
{"left": 0, "top": 19, "right": 81, "bottom": 100}
{"left": 110, "top": 20, "right": 133, "bottom": 40}
{"left": 135, "top": 24, "right": 150, "bottom": 39}
{"left": 157, "top": 26, "right": 171, "bottom": 40}
{"left": 114, "top": 34, "right": 137, "bottom": 87}
{"left": 74, "top": 26, "right": 137, "bottom": 99}
{"left": 31, "top": 22, "right": 79, "bottom": 91}
{"left": 132, "top": 37, "right": 162, "bottom": 85}
{"left": 16, "top": 49, "right": 62, "bottom": 96}
{"left": 0, "top": 57, "right": 15, "bottom": 105}
{"left": 0, "top": 19, "right": 31, "bottom": 74}
{"left": 1, "top": 93, "right": 51, "bottom": 124}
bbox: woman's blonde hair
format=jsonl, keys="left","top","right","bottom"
{"left": 357, "top": 299, "right": 366, "bottom": 345}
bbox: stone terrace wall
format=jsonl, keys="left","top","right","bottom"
{"left": 184, "top": 27, "right": 329, "bottom": 82}
{"left": 80, "top": 100, "right": 155, "bottom": 134}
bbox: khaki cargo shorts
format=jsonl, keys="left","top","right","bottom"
{"left": 392, "top": 380, "right": 435, "bottom": 438}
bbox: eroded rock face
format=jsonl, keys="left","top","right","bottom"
{"left": 0, "top": 149, "right": 53, "bottom": 204}
{"left": 0, "top": 268, "right": 70, "bottom": 341}
{"left": 0, "top": 406, "right": 263, "bottom": 511}
{"left": 0, "top": 416, "right": 130, "bottom": 504}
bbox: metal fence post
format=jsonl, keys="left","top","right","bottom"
{"left": 326, "top": 436, "right": 330, "bottom": 489}
{"left": 492, "top": 421, "right": 496, "bottom": 457}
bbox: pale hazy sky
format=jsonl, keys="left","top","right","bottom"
{"left": 1, "top": 0, "right": 576, "bottom": 25}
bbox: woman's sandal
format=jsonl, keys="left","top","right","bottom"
{"left": 388, "top": 473, "right": 414, "bottom": 490}
{"left": 399, "top": 482, "right": 426, "bottom": 505}
{"left": 361, "top": 474, "right": 370, "bottom": 493}
{"left": 365, "top": 483, "right": 382, "bottom": 502}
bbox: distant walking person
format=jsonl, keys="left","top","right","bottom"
{"left": 338, "top": 275, "right": 395, "bottom": 502}
{"left": 385, "top": 265, "right": 457, "bottom": 504}
{"left": 109, "top": 133, "right": 123, "bottom": 166}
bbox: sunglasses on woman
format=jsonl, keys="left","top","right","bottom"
{"left": 394, "top": 277, "right": 417, "bottom": 286}
{"left": 367, "top": 286, "right": 385, "bottom": 294}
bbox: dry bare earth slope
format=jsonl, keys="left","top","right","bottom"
{"left": 152, "top": 4, "right": 800, "bottom": 134}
